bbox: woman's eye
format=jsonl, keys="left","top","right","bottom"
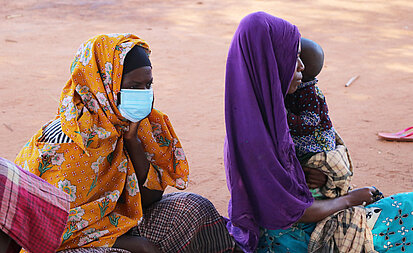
{"left": 146, "top": 81, "right": 153, "bottom": 89}
{"left": 130, "top": 83, "right": 144, "bottom": 89}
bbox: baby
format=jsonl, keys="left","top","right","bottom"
{"left": 285, "top": 38, "right": 352, "bottom": 199}
{"left": 285, "top": 38, "right": 335, "bottom": 161}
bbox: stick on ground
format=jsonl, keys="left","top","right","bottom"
{"left": 345, "top": 75, "right": 360, "bottom": 87}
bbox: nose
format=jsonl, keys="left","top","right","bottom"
{"left": 297, "top": 57, "right": 305, "bottom": 72}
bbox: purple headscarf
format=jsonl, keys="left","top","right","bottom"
{"left": 224, "top": 12, "right": 314, "bottom": 252}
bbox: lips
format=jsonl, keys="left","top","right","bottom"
{"left": 294, "top": 75, "right": 302, "bottom": 85}
{"left": 297, "top": 73, "right": 302, "bottom": 83}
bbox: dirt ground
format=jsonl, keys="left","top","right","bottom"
{"left": 1, "top": 0, "right": 413, "bottom": 215}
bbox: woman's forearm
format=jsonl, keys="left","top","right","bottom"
{"left": 298, "top": 197, "right": 350, "bottom": 223}
{"left": 124, "top": 136, "right": 163, "bottom": 208}
{"left": 123, "top": 137, "right": 150, "bottom": 184}
{"left": 298, "top": 187, "right": 374, "bottom": 223}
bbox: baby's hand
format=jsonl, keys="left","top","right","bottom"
{"left": 302, "top": 166, "right": 327, "bottom": 189}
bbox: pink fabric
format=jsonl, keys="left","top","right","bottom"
{"left": 0, "top": 157, "right": 70, "bottom": 253}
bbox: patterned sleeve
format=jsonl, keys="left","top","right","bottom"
{"left": 139, "top": 109, "right": 189, "bottom": 191}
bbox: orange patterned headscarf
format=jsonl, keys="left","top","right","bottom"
{"left": 15, "top": 34, "right": 189, "bottom": 250}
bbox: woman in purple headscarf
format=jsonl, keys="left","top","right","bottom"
{"left": 224, "top": 12, "right": 377, "bottom": 252}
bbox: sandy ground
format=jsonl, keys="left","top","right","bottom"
{"left": 1, "top": 0, "right": 413, "bottom": 216}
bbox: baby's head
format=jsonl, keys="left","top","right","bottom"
{"left": 300, "top": 38, "right": 324, "bottom": 82}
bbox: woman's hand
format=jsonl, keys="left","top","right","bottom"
{"left": 344, "top": 187, "right": 376, "bottom": 207}
{"left": 302, "top": 166, "right": 327, "bottom": 189}
{"left": 123, "top": 121, "right": 140, "bottom": 141}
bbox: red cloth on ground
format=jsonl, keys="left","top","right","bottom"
{"left": 0, "top": 157, "right": 70, "bottom": 253}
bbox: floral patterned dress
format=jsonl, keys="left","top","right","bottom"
{"left": 14, "top": 34, "right": 189, "bottom": 250}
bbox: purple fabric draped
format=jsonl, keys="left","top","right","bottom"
{"left": 224, "top": 12, "right": 314, "bottom": 252}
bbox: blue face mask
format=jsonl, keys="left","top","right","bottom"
{"left": 118, "top": 88, "right": 154, "bottom": 122}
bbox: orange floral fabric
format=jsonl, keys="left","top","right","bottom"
{"left": 14, "top": 34, "right": 189, "bottom": 250}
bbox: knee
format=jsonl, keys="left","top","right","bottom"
{"left": 169, "top": 192, "right": 219, "bottom": 218}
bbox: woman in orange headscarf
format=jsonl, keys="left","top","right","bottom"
{"left": 15, "top": 33, "right": 235, "bottom": 253}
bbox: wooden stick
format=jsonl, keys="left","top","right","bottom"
{"left": 345, "top": 75, "right": 360, "bottom": 87}
{"left": 5, "top": 14, "right": 22, "bottom": 19}
{"left": 3, "top": 123, "right": 13, "bottom": 132}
